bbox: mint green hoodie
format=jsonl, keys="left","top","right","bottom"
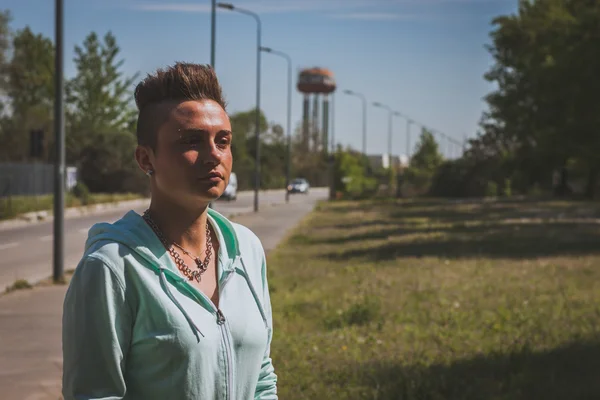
{"left": 62, "top": 208, "right": 277, "bottom": 399}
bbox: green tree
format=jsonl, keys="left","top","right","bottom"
{"left": 476, "top": 0, "right": 600, "bottom": 198}
{"left": 66, "top": 31, "right": 138, "bottom": 162}
{"left": 260, "top": 123, "right": 287, "bottom": 189}
{"left": 334, "top": 149, "right": 377, "bottom": 199}
{"left": 410, "top": 128, "right": 444, "bottom": 172}
{"left": 228, "top": 108, "right": 274, "bottom": 190}
{"left": 7, "top": 27, "right": 54, "bottom": 119}
{"left": 0, "top": 9, "right": 12, "bottom": 161}
{"left": 66, "top": 31, "right": 143, "bottom": 193}
{"left": 404, "top": 128, "right": 444, "bottom": 194}
{"left": 0, "top": 26, "right": 54, "bottom": 161}
{"left": 0, "top": 9, "right": 11, "bottom": 97}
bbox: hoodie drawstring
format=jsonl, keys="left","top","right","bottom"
{"left": 158, "top": 268, "right": 204, "bottom": 341}
{"left": 239, "top": 257, "right": 269, "bottom": 331}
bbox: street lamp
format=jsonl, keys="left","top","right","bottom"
{"left": 210, "top": 0, "right": 216, "bottom": 68}
{"left": 260, "top": 46, "right": 292, "bottom": 203}
{"left": 53, "top": 0, "right": 65, "bottom": 283}
{"left": 430, "top": 129, "right": 444, "bottom": 157}
{"left": 405, "top": 118, "right": 414, "bottom": 161}
{"left": 392, "top": 111, "right": 402, "bottom": 156}
{"left": 391, "top": 111, "right": 415, "bottom": 162}
{"left": 372, "top": 101, "right": 394, "bottom": 167}
{"left": 435, "top": 130, "right": 449, "bottom": 158}
{"left": 343, "top": 89, "right": 367, "bottom": 155}
{"left": 218, "top": 2, "right": 262, "bottom": 212}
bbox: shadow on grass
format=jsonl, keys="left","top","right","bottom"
{"left": 387, "top": 202, "right": 587, "bottom": 224}
{"left": 326, "top": 221, "right": 600, "bottom": 260}
{"left": 327, "top": 199, "right": 598, "bottom": 232}
{"left": 317, "top": 197, "right": 600, "bottom": 259}
{"left": 328, "top": 340, "right": 600, "bottom": 400}
{"left": 329, "top": 219, "right": 400, "bottom": 231}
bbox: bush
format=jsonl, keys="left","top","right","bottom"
{"left": 428, "top": 159, "right": 471, "bottom": 197}
{"left": 334, "top": 151, "right": 378, "bottom": 199}
{"left": 486, "top": 181, "right": 498, "bottom": 197}
{"left": 71, "top": 182, "right": 90, "bottom": 205}
{"left": 503, "top": 178, "right": 512, "bottom": 197}
{"left": 77, "top": 131, "right": 149, "bottom": 195}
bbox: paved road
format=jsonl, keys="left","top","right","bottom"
{"left": 0, "top": 188, "right": 326, "bottom": 292}
{"left": 0, "top": 189, "right": 327, "bottom": 400}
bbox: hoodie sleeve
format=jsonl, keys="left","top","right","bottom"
{"left": 62, "top": 254, "right": 133, "bottom": 400}
{"left": 255, "top": 247, "right": 278, "bottom": 399}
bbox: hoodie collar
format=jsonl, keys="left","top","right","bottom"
{"left": 85, "top": 208, "right": 241, "bottom": 277}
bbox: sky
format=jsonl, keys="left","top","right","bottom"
{"left": 4, "top": 0, "right": 518, "bottom": 158}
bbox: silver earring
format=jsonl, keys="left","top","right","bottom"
{"left": 146, "top": 169, "right": 154, "bottom": 177}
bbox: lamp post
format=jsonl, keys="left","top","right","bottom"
{"left": 343, "top": 89, "right": 367, "bottom": 155}
{"left": 405, "top": 118, "right": 414, "bottom": 162}
{"left": 210, "top": 0, "right": 216, "bottom": 68}
{"left": 218, "top": 2, "right": 262, "bottom": 212}
{"left": 260, "top": 46, "right": 292, "bottom": 203}
{"left": 53, "top": 0, "right": 65, "bottom": 283}
{"left": 373, "top": 102, "right": 397, "bottom": 197}
{"left": 372, "top": 102, "right": 394, "bottom": 167}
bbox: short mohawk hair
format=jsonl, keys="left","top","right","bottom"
{"left": 134, "top": 62, "right": 227, "bottom": 149}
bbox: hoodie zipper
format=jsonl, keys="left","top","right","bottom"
{"left": 183, "top": 286, "right": 234, "bottom": 400}
{"left": 216, "top": 309, "right": 234, "bottom": 400}
{"left": 216, "top": 270, "right": 235, "bottom": 400}
{"left": 180, "top": 270, "right": 235, "bottom": 400}
{"left": 165, "top": 257, "right": 237, "bottom": 400}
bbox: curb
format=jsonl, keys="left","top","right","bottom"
{"left": 0, "top": 198, "right": 150, "bottom": 231}
{"left": 0, "top": 188, "right": 320, "bottom": 231}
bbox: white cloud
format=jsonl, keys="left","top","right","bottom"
{"left": 131, "top": 0, "right": 376, "bottom": 14}
{"left": 330, "top": 12, "right": 418, "bottom": 21}
{"left": 129, "top": 0, "right": 504, "bottom": 14}
{"left": 134, "top": 3, "right": 211, "bottom": 12}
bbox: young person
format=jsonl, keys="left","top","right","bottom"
{"left": 62, "top": 63, "right": 277, "bottom": 399}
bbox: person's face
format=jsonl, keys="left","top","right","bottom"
{"left": 137, "top": 99, "right": 233, "bottom": 208}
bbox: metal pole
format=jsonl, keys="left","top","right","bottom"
{"left": 373, "top": 102, "right": 393, "bottom": 164}
{"left": 321, "top": 96, "right": 329, "bottom": 155}
{"left": 210, "top": 0, "right": 216, "bottom": 68}
{"left": 285, "top": 54, "right": 291, "bottom": 203}
{"left": 388, "top": 109, "right": 392, "bottom": 165}
{"left": 254, "top": 15, "right": 261, "bottom": 212}
{"left": 207, "top": 0, "right": 216, "bottom": 210}
{"left": 53, "top": 0, "right": 65, "bottom": 283}
{"left": 406, "top": 119, "right": 412, "bottom": 162}
{"left": 331, "top": 92, "right": 335, "bottom": 153}
{"left": 329, "top": 92, "right": 336, "bottom": 200}
{"left": 361, "top": 96, "right": 367, "bottom": 156}
{"left": 218, "top": 4, "right": 262, "bottom": 212}
{"left": 262, "top": 48, "right": 292, "bottom": 202}
{"left": 343, "top": 90, "right": 367, "bottom": 156}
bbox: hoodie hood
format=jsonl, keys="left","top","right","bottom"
{"left": 85, "top": 208, "right": 241, "bottom": 275}
{"left": 63, "top": 208, "right": 278, "bottom": 399}
{"left": 83, "top": 207, "right": 260, "bottom": 340}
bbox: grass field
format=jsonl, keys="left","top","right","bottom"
{"left": 267, "top": 198, "right": 600, "bottom": 399}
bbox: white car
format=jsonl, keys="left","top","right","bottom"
{"left": 221, "top": 172, "right": 238, "bottom": 201}
{"left": 287, "top": 178, "right": 310, "bottom": 194}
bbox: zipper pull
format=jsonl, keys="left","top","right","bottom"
{"left": 216, "top": 309, "right": 226, "bottom": 325}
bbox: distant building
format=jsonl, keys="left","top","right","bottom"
{"left": 367, "top": 154, "right": 404, "bottom": 170}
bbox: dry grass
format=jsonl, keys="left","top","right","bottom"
{"left": 267, "top": 198, "right": 600, "bottom": 400}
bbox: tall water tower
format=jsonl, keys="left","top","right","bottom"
{"left": 297, "top": 67, "right": 336, "bottom": 153}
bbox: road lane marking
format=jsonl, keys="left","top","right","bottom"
{"left": 40, "top": 235, "right": 53, "bottom": 242}
{"left": 0, "top": 242, "right": 19, "bottom": 251}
